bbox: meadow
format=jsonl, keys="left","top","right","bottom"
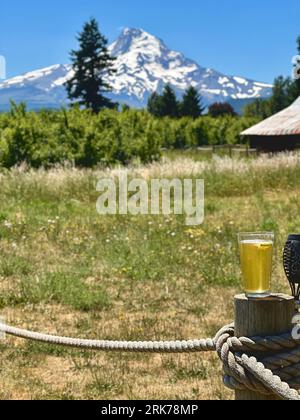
{"left": 0, "top": 152, "right": 300, "bottom": 400}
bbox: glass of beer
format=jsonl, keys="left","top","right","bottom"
{"left": 238, "top": 232, "right": 274, "bottom": 298}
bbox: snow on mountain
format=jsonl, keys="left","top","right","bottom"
{"left": 108, "top": 28, "right": 272, "bottom": 106}
{"left": 0, "top": 28, "right": 273, "bottom": 111}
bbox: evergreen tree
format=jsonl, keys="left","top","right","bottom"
{"left": 121, "top": 103, "right": 130, "bottom": 112}
{"left": 66, "top": 18, "right": 116, "bottom": 113}
{"left": 286, "top": 77, "right": 300, "bottom": 104}
{"left": 243, "top": 98, "right": 272, "bottom": 119}
{"left": 160, "top": 85, "right": 179, "bottom": 118}
{"left": 270, "top": 76, "right": 291, "bottom": 114}
{"left": 147, "top": 92, "right": 163, "bottom": 117}
{"left": 180, "top": 87, "right": 205, "bottom": 118}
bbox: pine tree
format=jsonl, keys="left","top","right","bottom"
{"left": 66, "top": 18, "right": 116, "bottom": 113}
{"left": 287, "top": 77, "right": 300, "bottom": 104}
{"left": 180, "top": 87, "right": 204, "bottom": 118}
{"left": 160, "top": 85, "right": 179, "bottom": 118}
{"left": 243, "top": 98, "right": 272, "bottom": 119}
{"left": 270, "top": 76, "right": 290, "bottom": 114}
{"left": 147, "top": 92, "right": 163, "bottom": 117}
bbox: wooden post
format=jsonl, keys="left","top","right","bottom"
{"left": 234, "top": 293, "right": 295, "bottom": 400}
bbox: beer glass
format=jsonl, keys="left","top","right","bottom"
{"left": 238, "top": 232, "right": 274, "bottom": 298}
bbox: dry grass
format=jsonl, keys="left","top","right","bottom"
{"left": 0, "top": 153, "right": 298, "bottom": 400}
{"left": 3, "top": 151, "right": 300, "bottom": 184}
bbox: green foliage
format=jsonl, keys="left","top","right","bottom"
{"left": 147, "top": 86, "right": 179, "bottom": 118}
{"left": 148, "top": 85, "right": 206, "bottom": 119}
{"left": 66, "top": 18, "right": 116, "bottom": 112}
{"left": 180, "top": 87, "right": 205, "bottom": 118}
{"left": 82, "top": 109, "right": 162, "bottom": 165}
{"left": 243, "top": 98, "right": 272, "bottom": 119}
{"left": 243, "top": 76, "right": 298, "bottom": 119}
{"left": 157, "top": 85, "right": 180, "bottom": 118}
{"left": 147, "top": 92, "right": 163, "bottom": 117}
{"left": 158, "top": 115, "right": 259, "bottom": 148}
{"left": 0, "top": 103, "right": 162, "bottom": 168}
{"left": 208, "top": 102, "right": 236, "bottom": 117}
{"left": 270, "top": 76, "right": 294, "bottom": 114}
{"left": 0, "top": 102, "right": 258, "bottom": 167}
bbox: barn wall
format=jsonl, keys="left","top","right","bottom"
{"left": 248, "top": 135, "right": 300, "bottom": 152}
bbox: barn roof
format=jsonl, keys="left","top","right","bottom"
{"left": 241, "top": 97, "right": 300, "bottom": 136}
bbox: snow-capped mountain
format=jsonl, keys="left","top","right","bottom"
{"left": 0, "top": 64, "right": 71, "bottom": 110}
{"left": 0, "top": 28, "right": 273, "bottom": 111}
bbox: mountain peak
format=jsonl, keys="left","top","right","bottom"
{"left": 110, "top": 27, "right": 165, "bottom": 57}
{"left": 0, "top": 27, "right": 273, "bottom": 111}
{"left": 121, "top": 27, "right": 146, "bottom": 37}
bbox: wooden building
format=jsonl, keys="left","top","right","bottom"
{"left": 241, "top": 98, "right": 300, "bottom": 152}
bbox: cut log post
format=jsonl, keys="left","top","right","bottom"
{"left": 234, "top": 293, "right": 295, "bottom": 401}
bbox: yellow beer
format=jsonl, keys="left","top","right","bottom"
{"left": 238, "top": 234, "right": 274, "bottom": 297}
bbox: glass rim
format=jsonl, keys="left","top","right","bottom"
{"left": 238, "top": 231, "right": 274, "bottom": 235}
{"left": 237, "top": 232, "right": 275, "bottom": 239}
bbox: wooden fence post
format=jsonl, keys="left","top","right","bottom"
{"left": 234, "top": 293, "right": 295, "bottom": 400}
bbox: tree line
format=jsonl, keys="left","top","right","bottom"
{"left": 147, "top": 85, "right": 237, "bottom": 119}
{"left": 0, "top": 102, "right": 257, "bottom": 169}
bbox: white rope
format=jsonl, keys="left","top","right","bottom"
{"left": 0, "top": 322, "right": 215, "bottom": 353}
{"left": 1, "top": 321, "right": 300, "bottom": 400}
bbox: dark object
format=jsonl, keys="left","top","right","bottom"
{"left": 283, "top": 234, "right": 300, "bottom": 301}
{"left": 248, "top": 135, "right": 300, "bottom": 153}
{"left": 208, "top": 102, "right": 237, "bottom": 118}
{"left": 65, "top": 18, "right": 117, "bottom": 113}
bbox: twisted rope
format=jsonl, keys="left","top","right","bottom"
{"left": 1, "top": 321, "right": 300, "bottom": 400}
{"left": 0, "top": 322, "right": 216, "bottom": 353}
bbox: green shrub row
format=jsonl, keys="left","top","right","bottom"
{"left": 0, "top": 103, "right": 259, "bottom": 168}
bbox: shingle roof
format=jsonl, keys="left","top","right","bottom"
{"left": 241, "top": 97, "right": 300, "bottom": 136}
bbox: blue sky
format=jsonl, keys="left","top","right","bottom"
{"left": 0, "top": 0, "right": 299, "bottom": 83}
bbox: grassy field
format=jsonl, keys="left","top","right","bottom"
{"left": 1, "top": 153, "right": 300, "bottom": 400}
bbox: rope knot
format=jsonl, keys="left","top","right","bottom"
{"left": 214, "top": 324, "right": 300, "bottom": 400}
